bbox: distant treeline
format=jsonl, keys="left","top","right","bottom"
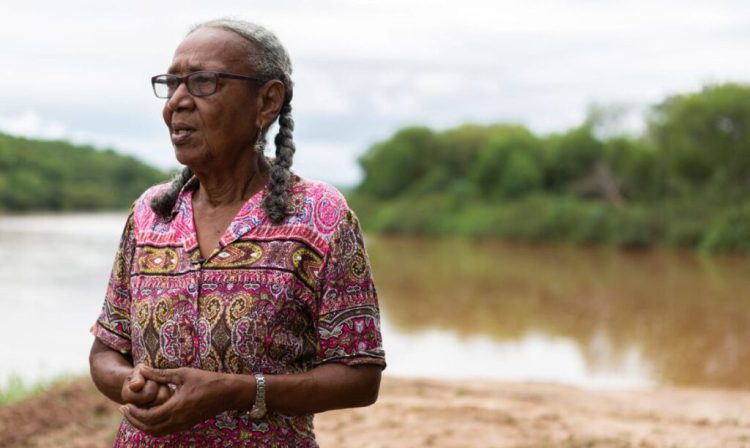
{"left": 0, "top": 134, "right": 170, "bottom": 211}
{"left": 349, "top": 83, "right": 750, "bottom": 252}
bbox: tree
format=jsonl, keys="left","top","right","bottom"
{"left": 469, "top": 125, "right": 543, "bottom": 200}
{"left": 647, "top": 83, "right": 750, "bottom": 196}
{"left": 0, "top": 133, "right": 169, "bottom": 211}
{"left": 542, "top": 125, "right": 605, "bottom": 193}
{"left": 357, "top": 127, "right": 440, "bottom": 199}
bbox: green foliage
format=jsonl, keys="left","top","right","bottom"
{"left": 701, "top": 205, "right": 750, "bottom": 252}
{"left": 440, "top": 125, "right": 509, "bottom": 178}
{"left": 603, "top": 137, "right": 666, "bottom": 201}
{"left": 647, "top": 83, "right": 750, "bottom": 196}
{"left": 470, "top": 125, "right": 543, "bottom": 199}
{"left": 543, "top": 125, "right": 604, "bottom": 192}
{"left": 356, "top": 127, "right": 440, "bottom": 199}
{"left": 0, "top": 133, "right": 169, "bottom": 211}
{"left": 352, "top": 82, "right": 750, "bottom": 252}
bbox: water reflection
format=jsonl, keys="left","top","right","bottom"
{"left": 0, "top": 213, "right": 125, "bottom": 388}
{"left": 0, "top": 214, "right": 747, "bottom": 390}
{"left": 368, "top": 236, "right": 750, "bottom": 389}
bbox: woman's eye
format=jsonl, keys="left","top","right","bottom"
{"left": 193, "top": 74, "right": 213, "bottom": 85}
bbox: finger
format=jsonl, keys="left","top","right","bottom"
{"left": 149, "top": 384, "right": 173, "bottom": 408}
{"left": 141, "top": 366, "right": 183, "bottom": 385}
{"left": 141, "top": 379, "right": 159, "bottom": 402}
{"left": 122, "top": 383, "right": 146, "bottom": 406}
{"left": 124, "top": 400, "right": 173, "bottom": 425}
{"left": 121, "top": 387, "right": 142, "bottom": 405}
{"left": 128, "top": 365, "right": 146, "bottom": 392}
{"left": 120, "top": 405, "right": 176, "bottom": 437}
{"left": 122, "top": 379, "right": 158, "bottom": 406}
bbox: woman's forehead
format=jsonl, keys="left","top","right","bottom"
{"left": 168, "top": 27, "right": 253, "bottom": 74}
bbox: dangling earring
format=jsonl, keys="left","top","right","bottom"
{"left": 254, "top": 124, "right": 265, "bottom": 153}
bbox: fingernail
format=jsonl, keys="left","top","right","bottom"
{"left": 119, "top": 406, "right": 126, "bottom": 415}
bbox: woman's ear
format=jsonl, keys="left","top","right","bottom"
{"left": 257, "top": 79, "right": 285, "bottom": 126}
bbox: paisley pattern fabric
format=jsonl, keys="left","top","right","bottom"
{"left": 91, "top": 177, "right": 385, "bottom": 447}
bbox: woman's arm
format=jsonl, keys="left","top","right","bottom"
{"left": 120, "top": 363, "right": 382, "bottom": 436}
{"left": 262, "top": 362, "right": 382, "bottom": 414}
{"left": 89, "top": 338, "right": 171, "bottom": 406}
{"left": 89, "top": 338, "right": 134, "bottom": 404}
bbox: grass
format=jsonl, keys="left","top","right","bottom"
{"left": 0, "top": 373, "right": 76, "bottom": 406}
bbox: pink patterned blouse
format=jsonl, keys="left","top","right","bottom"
{"left": 91, "top": 176, "right": 386, "bottom": 447}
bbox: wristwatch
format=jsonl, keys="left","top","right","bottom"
{"left": 249, "top": 373, "right": 267, "bottom": 419}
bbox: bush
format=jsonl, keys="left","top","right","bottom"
{"left": 469, "top": 126, "right": 544, "bottom": 199}
{"left": 701, "top": 206, "right": 750, "bottom": 252}
{"left": 611, "top": 206, "right": 663, "bottom": 249}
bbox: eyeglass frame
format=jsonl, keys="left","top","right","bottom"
{"left": 150, "top": 71, "right": 268, "bottom": 99}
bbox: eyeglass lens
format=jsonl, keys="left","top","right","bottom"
{"left": 153, "top": 72, "right": 219, "bottom": 98}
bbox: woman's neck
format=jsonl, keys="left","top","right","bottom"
{"left": 192, "top": 155, "right": 269, "bottom": 208}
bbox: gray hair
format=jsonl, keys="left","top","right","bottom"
{"left": 151, "top": 18, "right": 297, "bottom": 224}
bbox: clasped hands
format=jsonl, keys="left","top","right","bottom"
{"left": 120, "top": 363, "right": 238, "bottom": 437}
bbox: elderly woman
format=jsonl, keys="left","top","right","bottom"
{"left": 88, "top": 18, "right": 385, "bottom": 447}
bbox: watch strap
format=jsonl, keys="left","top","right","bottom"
{"left": 249, "top": 373, "right": 267, "bottom": 419}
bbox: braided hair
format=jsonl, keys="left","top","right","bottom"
{"left": 151, "top": 18, "right": 296, "bottom": 224}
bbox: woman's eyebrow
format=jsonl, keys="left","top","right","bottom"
{"left": 167, "top": 64, "right": 205, "bottom": 74}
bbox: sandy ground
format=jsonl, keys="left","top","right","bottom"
{"left": 0, "top": 376, "right": 749, "bottom": 448}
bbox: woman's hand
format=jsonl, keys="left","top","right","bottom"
{"left": 121, "top": 364, "right": 173, "bottom": 408}
{"left": 120, "top": 366, "right": 245, "bottom": 437}
{"left": 88, "top": 340, "right": 173, "bottom": 409}
{"left": 119, "top": 363, "right": 382, "bottom": 437}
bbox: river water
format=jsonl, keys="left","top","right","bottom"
{"left": 1, "top": 213, "right": 748, "bottom": 390}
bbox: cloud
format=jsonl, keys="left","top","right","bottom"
{"left": 292, "top": 141, "right": 364, "bottom": 187}
{"left": 293, "top": 67, "right": 354, "bottom": 115}
{"left": 0, "top": 111, "right": 67, "bottom": 140}
{"left": 1, "top": 0, "right": 749, "bottom": 186}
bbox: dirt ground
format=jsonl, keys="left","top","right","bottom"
{"left": 0, "top": 376, "right": 749, "bottom": 448}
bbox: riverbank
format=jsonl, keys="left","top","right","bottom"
{"left": 348, "top": 193, "right": 750, "bottom": 253}
{"left": 1, "top": 376, "right": 749, "bottom": 447}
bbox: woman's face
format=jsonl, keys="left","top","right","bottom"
{"left": 163, "top": 27, "right": 260, "bottom": 172}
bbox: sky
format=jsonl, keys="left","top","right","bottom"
{"left": 2, "top": 0, "right": 749, "bottom": 186}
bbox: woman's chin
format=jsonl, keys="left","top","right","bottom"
{"left": 173, "top": 146, "right": 206, "bottom": 169}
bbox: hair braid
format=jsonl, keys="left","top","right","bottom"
{"left": 263, "top": 98, "right": 296, "bottom": 223}
{"left": 151, "top": 166, "right": 193, "bottom": 219}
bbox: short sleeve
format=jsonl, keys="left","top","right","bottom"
{"left": 90, "top": 208, "right": 136, "bottom": 354}
{"left": 314, "top": 209, "right": 386, "bottom": 368}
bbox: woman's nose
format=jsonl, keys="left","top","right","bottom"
{"left": 166, "top": 82, "right": 195, "bottom": 111}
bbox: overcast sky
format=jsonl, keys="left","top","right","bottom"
{"left": 2, "top": 0, "right": 749, "bottom": 185}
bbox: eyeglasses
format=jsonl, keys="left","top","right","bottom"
{"left": 151, "top": 71, "right": 266, "bottom": 99}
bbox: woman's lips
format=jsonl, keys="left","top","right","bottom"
{"left": 171, "top": 128, "right": 196, "bottom": 145}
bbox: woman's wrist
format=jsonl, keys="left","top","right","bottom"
{"left": 89, "top": 343, "right": 136, "bottom": 405}
{"left": 223, "top": 373, "right": 257, "bottom": 412}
